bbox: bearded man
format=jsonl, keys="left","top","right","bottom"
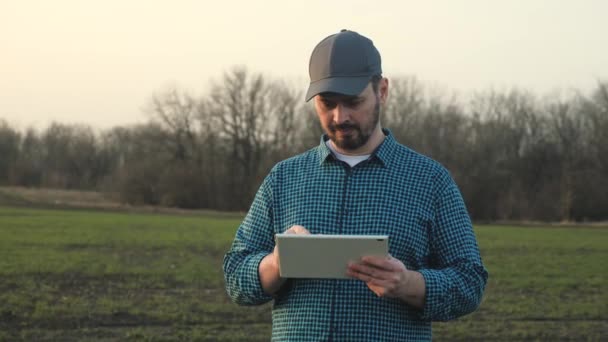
{"left": 223, "top": 29, "right": 488, "bottom": 341}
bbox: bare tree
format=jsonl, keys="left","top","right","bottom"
{"left": 587, "top": 81, "right": 608, "bottom": 173}
{"left": 10, "top": 128, "right": 43, "bottom": 186}
{"left": 106, "top": 123, "right": 168, "bottom": 205}
{"left": 37, "top": 123, "right": 101, "bottom": 189}
{"left": 147, "top": 87, "right": 199, "bottom": 162}
{"left": 267, "top": 80, "right": 301, "bottom": 160}
{"left": 0, "top": 120, "right": 21, "bottom": 185}
{"left": 383, "top": 76, "right": 425, "bottom": 145}
{"left": 465, "top": 89, "right": 541, "bottom": 220}
{"left": 205, "top": 67, "right": 280, "bottom": 207}
{"left": 545, "top": 93, "right": 584, "bottom": 222}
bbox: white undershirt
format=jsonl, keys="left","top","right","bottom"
{"left": 325, "top": 140, "right": 371, "bottom": 167}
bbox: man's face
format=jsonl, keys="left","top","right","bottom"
{"left": 314, "top": 81, "right": 385, "bottom": 152}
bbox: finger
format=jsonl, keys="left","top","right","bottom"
{"left": 347, "top": 269, "right": 393, "bottom": 292}
{"left": 348, "top": 268, "right": 398, "bottom": 293}
{"left": 285, "top": 225, "right": 310, "bottom": 234}
{"left": 348, "top": 262, "right": 392, "bottom": 280}
{"left": 361, "top": 254, "right": 393, "bottom": 263}
{"left": 346, "top": 268, "right": 374, "bottom": 282}
{"left": 347, "top": 271, "right": 367, "bottom": 282}
{"left": 362, "top": 255, "right": 406, "bottom": 272}
{"left": 294, "top": 225, "right": 310, "bottom": 234}
{"left": 347, "top": 262, "right": 368, "bottom": 278}
{"left": 359, "top": 257, "right": 398, "bottom": 272}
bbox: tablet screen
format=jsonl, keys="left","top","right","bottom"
{"left": 275, "top": 234, "right": 389, "bottom": 279}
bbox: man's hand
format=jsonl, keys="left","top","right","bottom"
{"left": 283, "top": 225, "right": 311, "bottom": 234}
{"left": 347, "top": 254, "right": 426, "bottom": 309}
{"left": 271, "top": 225, "right": 310, "bottom": 268}
{"left": 259, "top": 225, "right": 310, "bottom": 295}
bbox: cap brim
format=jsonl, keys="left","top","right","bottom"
{"left": 305, "top": 76, "right": 371, "bottom": 102}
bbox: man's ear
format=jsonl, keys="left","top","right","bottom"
{"left": 379, "top": 77, "right": 389, "bottom": 104}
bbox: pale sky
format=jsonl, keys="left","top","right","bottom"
{"left": 1, "top": 0, "right": 607, "bottom": 129}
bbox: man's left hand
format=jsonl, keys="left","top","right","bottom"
{"left": 347, "top": 254, "right": 410, "bottom": 299}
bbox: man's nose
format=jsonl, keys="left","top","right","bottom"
{"left": 332, "top": 104, "right": 351, "bottom": 124}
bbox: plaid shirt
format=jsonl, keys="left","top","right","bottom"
{"left": 223, "top": 130, "right": 488, "bottom": 341}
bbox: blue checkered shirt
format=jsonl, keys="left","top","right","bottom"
{"left": 223, "top": 130, "right": 488, "bottom": 341}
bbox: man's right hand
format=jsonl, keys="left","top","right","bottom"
{"left": 272, "top": 225, "right": 310, "bottom": 266}
{"left": 260, "top": 225, "right": 310, "bottom": 295}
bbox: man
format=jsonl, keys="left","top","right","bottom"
{"left": 223, "top": 29, "right": 488, "bottom": 341}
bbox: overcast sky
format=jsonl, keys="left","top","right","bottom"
{"left": 1, "top": 0, "right": 607, "bottom": 129}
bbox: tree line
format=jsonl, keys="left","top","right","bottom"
{"left": 1, "top": 67, "right": 607, "bottom": 222}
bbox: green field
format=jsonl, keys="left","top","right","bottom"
{"left": 0, "top": 206, "right": 606, "bottom": 341}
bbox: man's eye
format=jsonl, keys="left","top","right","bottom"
{"left": 322, "top": 100, "right": 336, "bottom": 108}
{"left": 346, "top": 100, "right": 362, "bottom": 107}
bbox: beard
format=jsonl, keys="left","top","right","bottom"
{"left": 326, "top": 97, "right": 380, "bottom": 151}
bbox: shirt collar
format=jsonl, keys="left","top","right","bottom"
{"left": 317, "top": 128, "right": 398, "bottom": 168}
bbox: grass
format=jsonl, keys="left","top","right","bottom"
{"left": 433, "top": 225, "right": 607, "bottom": 341}
{"left": 0, "top": 205, "right": 606, "bottom": 341}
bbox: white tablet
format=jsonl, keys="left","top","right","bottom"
{"left": 275, "top": 234, "right": 389, "bottom": 279}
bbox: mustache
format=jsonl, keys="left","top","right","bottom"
{"left": 329, "top": 122, "right": 360, "bottom": 131}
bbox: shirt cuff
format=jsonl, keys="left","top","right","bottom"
{"left": 417, "top": 268, "right": 449, "bottom": 321}
{"left": 243, "top": 251, "right": 275, "bottom": 304}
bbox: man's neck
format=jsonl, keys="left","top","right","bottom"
{"left": 330, "top": 125, "right": 385, "bottom": 156}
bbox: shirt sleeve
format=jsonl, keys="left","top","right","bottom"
{"left": 223, "top": 173, "right": 276, "bottom": 306}
{"left": 417, "top": 174, "right": 489, "bottom": 321}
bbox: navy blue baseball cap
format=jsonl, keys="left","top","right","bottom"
{"left": 305, "top": 30, "right": 382, "bottom": 102}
